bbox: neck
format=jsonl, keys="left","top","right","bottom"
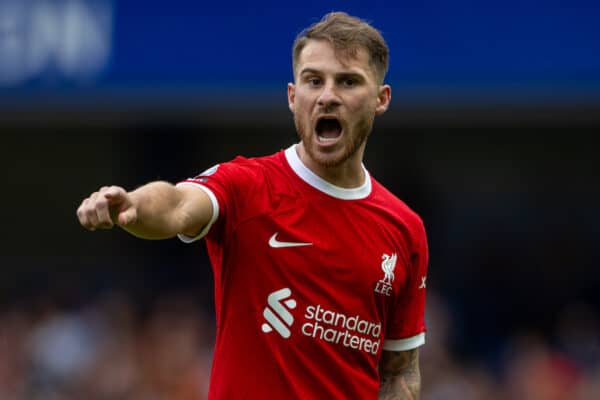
{"left": 296, "top": 143, "right": 366, "bottom": 188}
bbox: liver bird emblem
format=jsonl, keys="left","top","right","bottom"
{"left": 381, "top": 253, "right": 397, "bottom": 285}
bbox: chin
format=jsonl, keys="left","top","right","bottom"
{"left": 305, "top": 141, "right": 352, "bottom": 168}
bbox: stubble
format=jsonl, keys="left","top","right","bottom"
{"left": 294, "top": 114, "right": 374, "bottom": 168}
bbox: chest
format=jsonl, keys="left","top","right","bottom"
{"left": 225, "top": 195, "right": 410, "bottom": 309}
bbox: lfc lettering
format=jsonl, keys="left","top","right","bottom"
{"left": 374, "top": 280, "right": 393, "bottom": 296}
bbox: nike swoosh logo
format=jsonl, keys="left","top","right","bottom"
{"left": 269, "top": 233, "right": 313, "bottom": 248}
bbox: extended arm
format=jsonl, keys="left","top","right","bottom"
{"left": 76, "top": 182, "right": 212, "bottom": 240}
{"left": 378, "top": 348, "right": 421, "bottom": 400}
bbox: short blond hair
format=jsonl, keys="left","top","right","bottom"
{"left": 292, "top": 12, "right": 389, "bottom": 84}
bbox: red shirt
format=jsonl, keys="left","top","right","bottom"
{"left": 178, "top": 145, "right": 429, "bottom": 399}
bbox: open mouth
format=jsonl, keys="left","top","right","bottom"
{"left": 315, "top": 117, "right": 342, "bottom": 142}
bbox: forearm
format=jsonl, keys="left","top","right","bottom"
{"left": 378, "top": 349, "right": 421, "bottom": 400}
{"left": 122, "top": 181, "right": 189, "bottom": 239}
{"left": 379, "top": 370, "right": 420, "bottom": 399}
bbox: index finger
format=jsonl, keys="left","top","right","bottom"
{"left": 103, "top": 186, "right": 126, "bottom": 201}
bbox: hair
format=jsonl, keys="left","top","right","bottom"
{"left": 292, "top": 12, "right": 389, "bottom": 84}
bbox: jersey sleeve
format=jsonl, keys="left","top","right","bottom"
{"left": 383, "top": 218, "right": 429, "bottom": 351}
{"left": 175, "top": 157, "right": 262, "bottom": 243}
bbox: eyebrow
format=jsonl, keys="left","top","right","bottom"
{"left": 299, "top": 68, "right": 321, "bottom": 76}
{"left": 299, "top": 68, "right": 365, "bottom": 79}
{"left": 336, "top": 72, "right": 364, "bottom": 80}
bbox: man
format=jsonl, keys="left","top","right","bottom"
{"left": 77, "top": 12, "right": 429, "bottom": 400}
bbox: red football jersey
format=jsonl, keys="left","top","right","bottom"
{"left": 177, "top": 145, "right": 429, "bottom": 399}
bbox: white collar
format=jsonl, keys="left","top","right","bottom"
{"left": 284, "top": 144, "right": 372, "bottom": 200}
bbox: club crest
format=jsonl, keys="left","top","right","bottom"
{"left": 374, "top": 253, "right": 397, "bottom": 296}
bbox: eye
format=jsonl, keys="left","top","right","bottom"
{"left": 338, "top": 76, "right": 361, "bottom": 88}
{"left": 308, "top": 77, "right": 322, "bottom": 86}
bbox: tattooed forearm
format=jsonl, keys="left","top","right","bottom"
{"left": 378, "top": 348, "right": 421, "bottom": 400}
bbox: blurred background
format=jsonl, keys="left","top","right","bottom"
{"left": 1, "top": 0, "right": 599, "bottom": 399}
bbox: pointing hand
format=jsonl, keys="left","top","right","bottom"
{"left": 77, "top": 186, "right": 137, "bottom": 230}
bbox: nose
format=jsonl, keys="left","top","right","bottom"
{"left": 317, "top": 82, "right": 341, "bottom": 109}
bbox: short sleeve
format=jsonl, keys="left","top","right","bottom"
{"left": 175, "top": 157, "right": 263, "bottom": 243}
{"left": 383, "top": 218, "right": 429, "bottom": 351}
{"left": 175, "top": 183, "right": 220, "bottom": 243}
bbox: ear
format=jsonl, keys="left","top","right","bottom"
{"left": 375, "top": 84, "right": 391, "bottom": 116}
{"left": 287, "top": 83, "right": 296, "bottom": 113}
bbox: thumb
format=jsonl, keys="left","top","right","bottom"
{"left": 117, "top": 208, "right": 137, "bottom": 226}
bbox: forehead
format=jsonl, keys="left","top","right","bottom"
{"left": 297, "top": 40, "right": 372, "bottom": 75}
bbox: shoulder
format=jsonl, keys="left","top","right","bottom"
{"left": 370, "top": 179, "right": 425, "bottom": 227}
{"left": 228, "top": 149, "right": 286, "bottom": 172}
{"left": 369, "top": 178, "right": 427, "bottom": 247}
{"left": 205, "top": 150, "right": 286, "bottom": 183}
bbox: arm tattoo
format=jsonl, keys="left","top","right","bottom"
{"left": 378, "top": 348, "right": 421, "bottom": 400}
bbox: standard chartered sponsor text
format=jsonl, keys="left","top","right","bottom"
{"left": 302, "top": 305, "right": 381, "bottom": 354}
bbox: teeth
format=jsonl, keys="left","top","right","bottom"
{"left": 317, "top": 135, "right": 338, "bottom": 142}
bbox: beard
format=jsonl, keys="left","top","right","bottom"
{"left": 294, "top": 114, "right": 373, "bottom": 168}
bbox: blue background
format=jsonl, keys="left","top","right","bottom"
{"left": 7, "top": 0, "right": 600, "bottom": 104}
